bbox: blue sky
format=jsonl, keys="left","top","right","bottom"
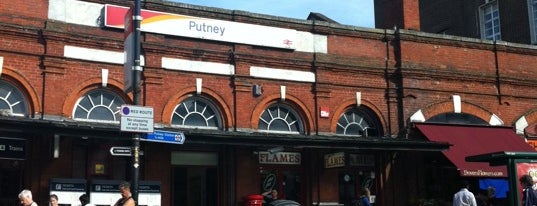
{"left": 170, "top": 0, "right": 375, "bottom": 28}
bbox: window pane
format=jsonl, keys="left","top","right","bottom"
{"left": 0, "top": 81, "right": 28, "bottom": 116}
{"left": 171, "top": 97, "right": 221, "bottom": 129}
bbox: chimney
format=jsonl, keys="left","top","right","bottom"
{"left": 374, "top": 0, "right": 421, "bottom": 31}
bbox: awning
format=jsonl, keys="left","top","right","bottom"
{"left": 415, "top": 123, "right": 536, "bottom": 177}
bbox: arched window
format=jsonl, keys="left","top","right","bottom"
{"left": 171, "top": 97, "right": 222, "bottom": 129}
{"left": 336, "top": 107, "right": 382, "bottom": 137}
{"left": 258, "top": 104, "right": 304, "bottom": 134}
{"left": 73, "top": 89, "right": 126, "bottom": 123}
{"left": 0, "top": 81, "right": 29, "bottom": 117}
{"left": 426, "top": 113, "right": 488, "bottom": 125}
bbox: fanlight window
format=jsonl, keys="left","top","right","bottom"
{"left": 258, "top": 104, "right": 303, "bottom": 134}
{"left": 427, "top": 113, "right": 488, "bottom": 125}
{"left": 336, "top": 108, "right": 381, "bottom": 137}
{"left": 73, "top": 89, "right": 126, "bottom": 123}
{"left": 0, "top": 81, "right": 29, "bottom": 117}
{"left": 171, "top": 97, "right": 221, "bottom": 129}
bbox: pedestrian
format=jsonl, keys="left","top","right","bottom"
{"left": 519, "top": 174, "right": 537, "bottom": 206}
{"left": 113, "top": 181, "right": 135, "bottom": 206}
{"left": 79, "top": 194, "right": 95, "bottom": 206}
{"left": 453, "top": 180, "right": 477, "bottom": 206}
{"left": 262, "top": 189, "right": 278, "bottom": 205}
{"left": 352, "top": 187, "right": 372, "bottom": 206}
{"left": 18, "top": 189, "right": 37, "bottom": 206}
{"left": 49, "top": 194, "right": 59, "bottom": 206}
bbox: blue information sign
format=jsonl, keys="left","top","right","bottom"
{"left": 144, "top": 130, "right": 185, "bottom": 144}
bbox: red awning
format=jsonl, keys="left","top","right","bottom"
{"left": 415, "top": 123, "right": 536, "bottom": 177}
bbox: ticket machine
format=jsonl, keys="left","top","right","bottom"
{"left": 49, "top": 178, "right": 87, "bottom": 206}
{"left": 89, "top": 180, "right": 160, "bottom": 206}
{"left": 138, "top": 181, "right": 161, "bottom": 206}
{"left": 90, "top": 179, "right": 121, "bottom": 206}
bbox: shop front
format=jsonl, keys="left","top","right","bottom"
{"left": 414, "top": 123, "right": 537, "bottom": 204}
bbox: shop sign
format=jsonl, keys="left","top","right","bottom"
{"left": 258, "top": 152, "right": 301, "bottom": 165}
{"left": 324, "top": 152, "right": 345, "bottom": 168}
{"left": 0, "top": 137, "right": 25, "bottom": 160}
{"left": 349, "top": 154, "right": 375, "bottom": 166}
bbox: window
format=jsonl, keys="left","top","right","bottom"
{"left": 73, "top": 89, "right": 126, "bottom": 123}
{"left": 171, "top": 97, "right": 221, "bottom": 129}
{"left": 426, "top": 113, "right": 488, "bottom": 125}
{"left": 336, "top": 107, "right": 381, "bottom": 137}
{"left": 529, "top": 0, "right": 537, "bottom": 44}
{"left": 0, "top": 81, "right": 28, "bottom": 117}
{"left": 258, "top": 104, "right": 303, "bottom": 134}
{"left": 480, "top": 1, "right": 501, "bottom": 41}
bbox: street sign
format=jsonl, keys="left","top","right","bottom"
{"left": 109, "top": 147, "right": 132, "bottom": 156}
{"left": 143, "top": 130, "right": 185, "bottom": 144}
{"left": 120, "top": 105, "right": 154, "bottom": 133}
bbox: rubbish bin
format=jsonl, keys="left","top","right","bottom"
{"left": 244, "top": 194, "right": 264, "bottom": 206}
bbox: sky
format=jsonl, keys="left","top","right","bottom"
{"left": 170, "top": 0, "right": 375, "bottom": 28}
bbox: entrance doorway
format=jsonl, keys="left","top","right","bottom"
{"left": 172, "top": 167, "right": 217, "bottom": 206}
{"left": 0, "top": 160, "right": 22, "bottom": 206}
{"left": 261, "top": 170, "right": 302, "bottom": 203}
{"left": 171, "top": 151, "right": 218, "bottom": 206}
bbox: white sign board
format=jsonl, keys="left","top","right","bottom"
{"left": 120, "top": 105, "right": 154, "bottom": 133}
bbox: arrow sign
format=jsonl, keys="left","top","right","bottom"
{"left": 109, "top": 147, "right": 132, "bottom": 156}
{"left": 144, "top": 130, "right": 185, "bottom": 144}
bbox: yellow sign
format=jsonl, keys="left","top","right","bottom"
{"left": 324, "top": 152, "right": 345, "bottom": 168}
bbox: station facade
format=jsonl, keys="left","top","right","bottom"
{"left": 1, "top": 0, "right": 537, "bottom": 206}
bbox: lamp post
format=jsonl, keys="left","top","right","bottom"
{"left": 131, "top": 0, "right": 142, "bottom": 203}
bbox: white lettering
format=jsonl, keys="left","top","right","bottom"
{"left": 9, "top": 145, "right": 23, "bottom": 151}
{"left": 463, "top": 169, "right": 503, "bottom": 177}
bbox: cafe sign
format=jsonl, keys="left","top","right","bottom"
{"left": 325, "top": 152, "right": 345, "bottom": 168}
{"left": 258, "top": 152, "right": 301, "bottom": 165}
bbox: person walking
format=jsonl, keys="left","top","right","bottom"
{"left": 453, "top": 180, "right": 477, "bottom": 206}
{"left": 79, "top": 194, "right": 95, "bottom": 206}
{"left": 18, "top": 189, "right": 37, "bottom": 206}
{"left": 113, "top": 181, "right": 135, "bottom": 206}
{"left": 520, "top": 174, "right": 537, "bottom": 206}
{"left": 352, "top": 187, "right": 372, "bottom": 206}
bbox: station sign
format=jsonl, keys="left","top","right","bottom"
{"left": 120, "top": 105, "right": 154, "bottom": 133}
{"left": 144, "top": 130, "right": 185, "bottom": 144}
{"left": 0, "top": 137, "right": 26, "bottom": 160}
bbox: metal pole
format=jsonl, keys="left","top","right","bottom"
{"left": 132, "top": 0, "right": 142, "bottom": 204}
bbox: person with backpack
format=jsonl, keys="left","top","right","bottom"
{"left": 520, "top": 174, "right": 537, "bottom": 206}
{"left": 352, "top": 187, "right": 371, "bottom": 206}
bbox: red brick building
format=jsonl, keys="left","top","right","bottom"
{"left": 1, "top": 0, "right": 537, "bottom": 206}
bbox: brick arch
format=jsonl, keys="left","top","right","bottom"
{"left": 514, "top": 109, "right": 537, "bottom": 134}
{"left": 418, "top": 100, "right": 498, "bottom": 123}
{"left": 0, "top": 67, "right": 41, "bottom": 117}
{"left": 250, "top": 94, "right": 313, "bottom": 135}
{"left": 161, "top": 86, "right": 232, "bottom": 130}
{"left": 330, "top": 98, "right": 387, "bottom": 134}
{"left": 62, "top": 78, "right": 131, "bottom": 118}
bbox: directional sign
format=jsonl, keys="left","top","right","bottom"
{"left": 143, "top": 130, "right": 185, "bottom": 144}
{"left": 109, "top": 147, "right": 132, "bottom": 156}
{"left": 120, "top": 105, "right": 154, "bottom": 133}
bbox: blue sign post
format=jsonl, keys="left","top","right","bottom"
{"left": 143, "top": 130, "right": 185, "bottom": 144}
